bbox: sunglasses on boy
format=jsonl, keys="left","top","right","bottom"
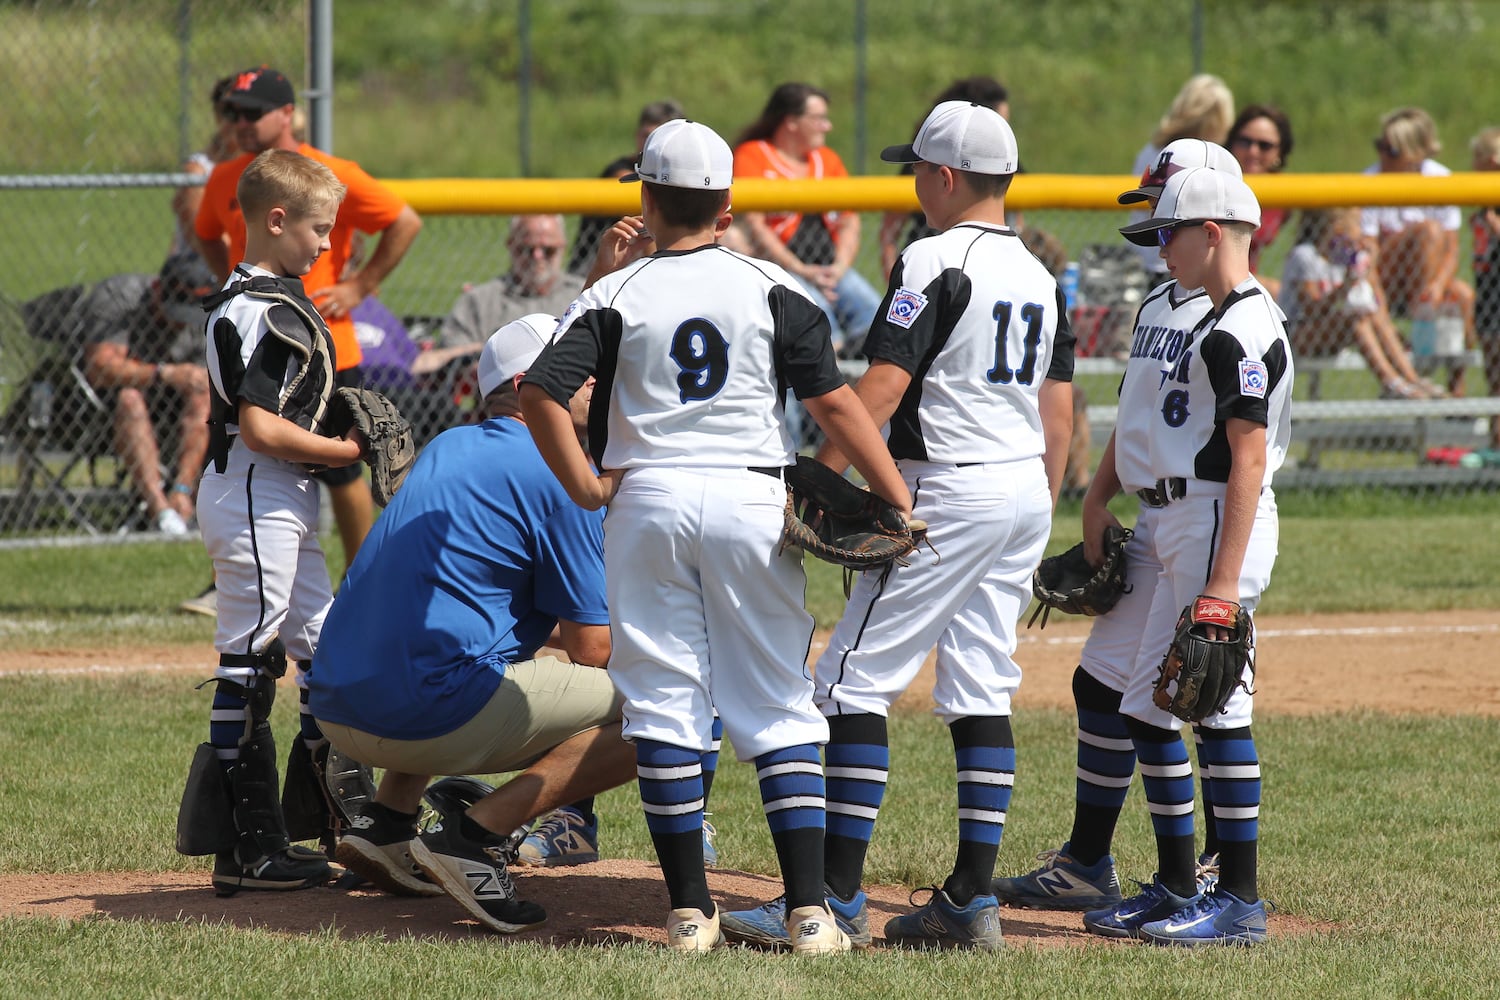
{"left": 1155, "top": 220, "right": 1210, "bottom": 247}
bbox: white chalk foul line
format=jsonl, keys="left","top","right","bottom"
{"left": 1018, "top": 622, "right": 1500, "bottom": 647}
{"left": 0, "top": 663, "right": 196, "bottom": 679}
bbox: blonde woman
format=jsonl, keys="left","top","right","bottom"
{"left": 1126, "top": 75, "right": 1236, "bottom": 281}
{"left": 1362, "top": 107, "right": 1474, "bottom": 394}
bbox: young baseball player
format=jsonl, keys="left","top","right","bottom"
{"left": 1069, "top": 167, "right": 1290, "bottom": 945}
{"left": 993, "top": 140, "right": 1247, "bottom": 916}
{"left": 723, "top": 101, "right": 1076, "bottom": 951}
{"left": 519, "top": 119, "right": 911, "bottom": 953}
{"left": 177, "top": 149, "right": 362, "bottom": 895}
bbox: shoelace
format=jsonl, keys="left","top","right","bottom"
{"left": 1031, "top": 848, "right": 1064, "bottom": 869}
{"left": 529, "top": 809, "right": 582, "bottom": 842}
{"left": 905, "top": 885, "right": 943, "bottom": 908}
{"left": 1195, "top": 853, "right": 1221, "bottom": 884}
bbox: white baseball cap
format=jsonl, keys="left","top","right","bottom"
{"left": 1118, "top": 166, "right": 1262, "bottom": 247}
{"left": 1117, "top": 138, "right": 1243, "bottom": 205}
{"left": 477, "top": 313, "right": 556, "bottom": 397}
{"left": 619, "top": 118, "right": 733, "bottom": 190}
{"left": 880, "top": 100, "right": 1019, "bottom": 175}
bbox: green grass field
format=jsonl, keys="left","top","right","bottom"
{"left": 2, "top": 500, "right": 1499, "bottom": 995}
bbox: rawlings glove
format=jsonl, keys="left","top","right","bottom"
{"left": 782, "top": 456, "right": 926, "bottom": 575}
{"left": 326, "top": 387, "right": 415, "bottom": 507}
{"left": 1027, "top": 525, "right": 1132, "bottom": 628}
{"left": 1153, "top": 595, "right": 1256, "bottom": 723}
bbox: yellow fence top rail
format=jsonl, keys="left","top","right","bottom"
{"left": 386, "top": 173, "right": 1500, "bottom": 217}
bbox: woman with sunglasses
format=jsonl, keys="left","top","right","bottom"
{"left": 1225, "top": 105, "right": 1294, "bottom": 298}
{"left": 1362, "top": 107, "right": 1475, "bottom": 394}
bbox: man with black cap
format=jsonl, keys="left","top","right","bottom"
{"left": 80, "top": 252, "right": 217, "bottom": 536}
{"left": 194, "top": 65, "right": 423, "bottom": 568}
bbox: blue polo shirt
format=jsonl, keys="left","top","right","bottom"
{"left": 309, "top": 417, "right": 607, "bottom": 740}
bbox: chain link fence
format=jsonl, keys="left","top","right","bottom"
{"left": 4, "top": 1, "right": 1499, "bottom": 541}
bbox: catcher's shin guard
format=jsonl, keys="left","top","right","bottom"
{"left": 175, "top": 643, "right": 287, "bottom": 857}
{"left": 214, "top": 720, "right": 330, "bottom": 895}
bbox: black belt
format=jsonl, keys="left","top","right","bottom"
{"left": 749, "top": 466, "right": 785, "bottom": 480}
{"left": 1137, "top": 477, "right": 1188, "bottom": 508}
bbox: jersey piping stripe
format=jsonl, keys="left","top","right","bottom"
{"left": 819, "top": 560, "right": 897, "bottom": 710}
{"left": 243, "top": 462, "right": 268, "bottom": 657}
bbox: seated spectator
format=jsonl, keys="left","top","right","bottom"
{"left": 1278, "top": 208, "right": 1444, "bottom": 399}
{"left": 414, "top": 214, "right": 583, "bottom": 376}
{"left": 732, "top": 82, "right": 881, "bottom": 352}
{"left": 81, "top": 253, "right": 216, "bottom": 534}
{"left": 1470, "top": 126, "right": 1500, "bottom": 447}
{"left": 1227, "top": 103, "right": 1295, "bottom": 298}
{"left": 567, "top": 98, "right": 684, "bottom": 276}
{"left": 1126, "top": 74, "right": 1236, "bottom": 286}
{"left": 1363, "top": 106, "right": 1475, "bottom": 395}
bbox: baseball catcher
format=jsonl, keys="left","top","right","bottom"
{"left": 1027, "top": 525, "right": 1132, "bottom": 628}
{"left": 324, "top": 386, "right": 415, "bottom": 506}
{"left": 782, "top": 455, "right": 927, "bottom": 574}
{"left": 1152, "top": 594, "right": 1255, "bottom": 723}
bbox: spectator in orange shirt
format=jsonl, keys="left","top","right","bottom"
{"left": 733, "top": 82, "right": 881, "bottom": 354}
{"left": 195, "top": 66, "right": 423, "bottom": 568}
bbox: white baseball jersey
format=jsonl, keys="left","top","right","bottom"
{"left": 865, "top": 222, "right": 1075, "bottom": 464}
{"left": 816, "top": 222, "right": 1072, "bottom": 722}
{"left": 528, "top": 244, "right": 844, "bottom": 470}
{"left": 521, "top": 242, "right": 847, "bottom": 760}
{"left": 1113, "top": 277, "right": 1291, "bottom": 493}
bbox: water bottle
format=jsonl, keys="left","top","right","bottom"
{"left": 1408, "top": 303, "right": 1437, "bottom": 365}
{"left": 26, "top": 379, "right": 53, "bottom": 431}
{"left": 1060, "top": 261, "right": 1080, "bottom": 314}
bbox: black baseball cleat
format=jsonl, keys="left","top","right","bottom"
{"left": 335, "top": 807, "right": 443, "bottom": 897}
{"left": 409, "top": 812, "right": 546, "bottom": 934}
{"left": 212, "top": 845, "right": 332, "bottom": 896}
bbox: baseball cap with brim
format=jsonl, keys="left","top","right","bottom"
{"left": 1117, "top": 138, "right": 1243, "bottom": 205}
{"left": 223, "top": 67, "right": 295, "bottom": 111}
{"left": 619, "top": 119, "right": 733, "bottom": 190}
{"left": 880, "top": 100, "right": 1019, "bottom": 175}
{"left": 477, "top": 313, "right": 557, "bottom": 398}
{"left": 157, "top": 251, "right": 217, "bottom": 326}
{"left": 1119, "top": 166, "right": 1262, "bottom": 247}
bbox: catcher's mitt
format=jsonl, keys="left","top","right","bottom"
{"left": 782, "top": 456, "right": 926, "bottom": 573}
{"left": 1027, "top": 525, "right": 1133, "bottom": 628}
{"left": 326, "top": 387, "right": 415, "bottom": 506}
{"left": 1153, "top": 595, "right": 1255, "bottom": 723}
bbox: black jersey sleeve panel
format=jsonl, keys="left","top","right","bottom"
{"left": 863, "top": 257, "right": 963, "bottom": 374}
{"left": 521, "top": 307, "right": 620, "bottom": 467}
{"left": 882, "top": 267, "right": 970, "bottom": 462}
{"left": 1201, "top": 327, "right": 1270, "bottom": 426}
{"left": 239, "top": 326, "right": 295, "bottom": 415}
{"left": 1046, "top": 284, "right": 1076, "bottom": 382}
{"left": 770, "top": 285, "right": 846, "bottom": 400}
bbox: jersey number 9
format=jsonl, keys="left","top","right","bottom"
{"left": 671, "top": 318, "right": 730, "bottom": 403}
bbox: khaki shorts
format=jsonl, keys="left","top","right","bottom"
{"left": 320, "top": 656, "right": 623, "bottom": 776}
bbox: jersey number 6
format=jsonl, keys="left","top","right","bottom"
{"left": 987, "top": 300, "right": 1044, "bottom": 386}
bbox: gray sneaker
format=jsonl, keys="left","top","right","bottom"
{"left": 991, "top": 841, "right": 1123, "bottom": 911}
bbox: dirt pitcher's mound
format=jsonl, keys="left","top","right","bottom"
{"left": 0, "top": 862, "right": 1326, "bottom": 947}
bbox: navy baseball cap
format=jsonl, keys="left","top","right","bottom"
{"left": 157, "top": 252, "right": 218, "bottom": 327}
{"left": 223, "top": 67, "right": 295, "bottom": 111}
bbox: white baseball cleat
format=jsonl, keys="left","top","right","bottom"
{"left": 787, "top": 903, "right": 852, "bottom": 954}
{"left": 666, "top": 906, "right": 725, "bottom": 951}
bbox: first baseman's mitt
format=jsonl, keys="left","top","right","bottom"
{"left": 1027, "top": 525, "right": 1133, "bottom": 628}
{"left": 326, "top": 387, "right": 415, "bottom": 506}
{"left": 1153, "top": 595, "right": 1255, "bottom": 723}
{"left": 782, "top": 456, "right": 926, "bottom": 573}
